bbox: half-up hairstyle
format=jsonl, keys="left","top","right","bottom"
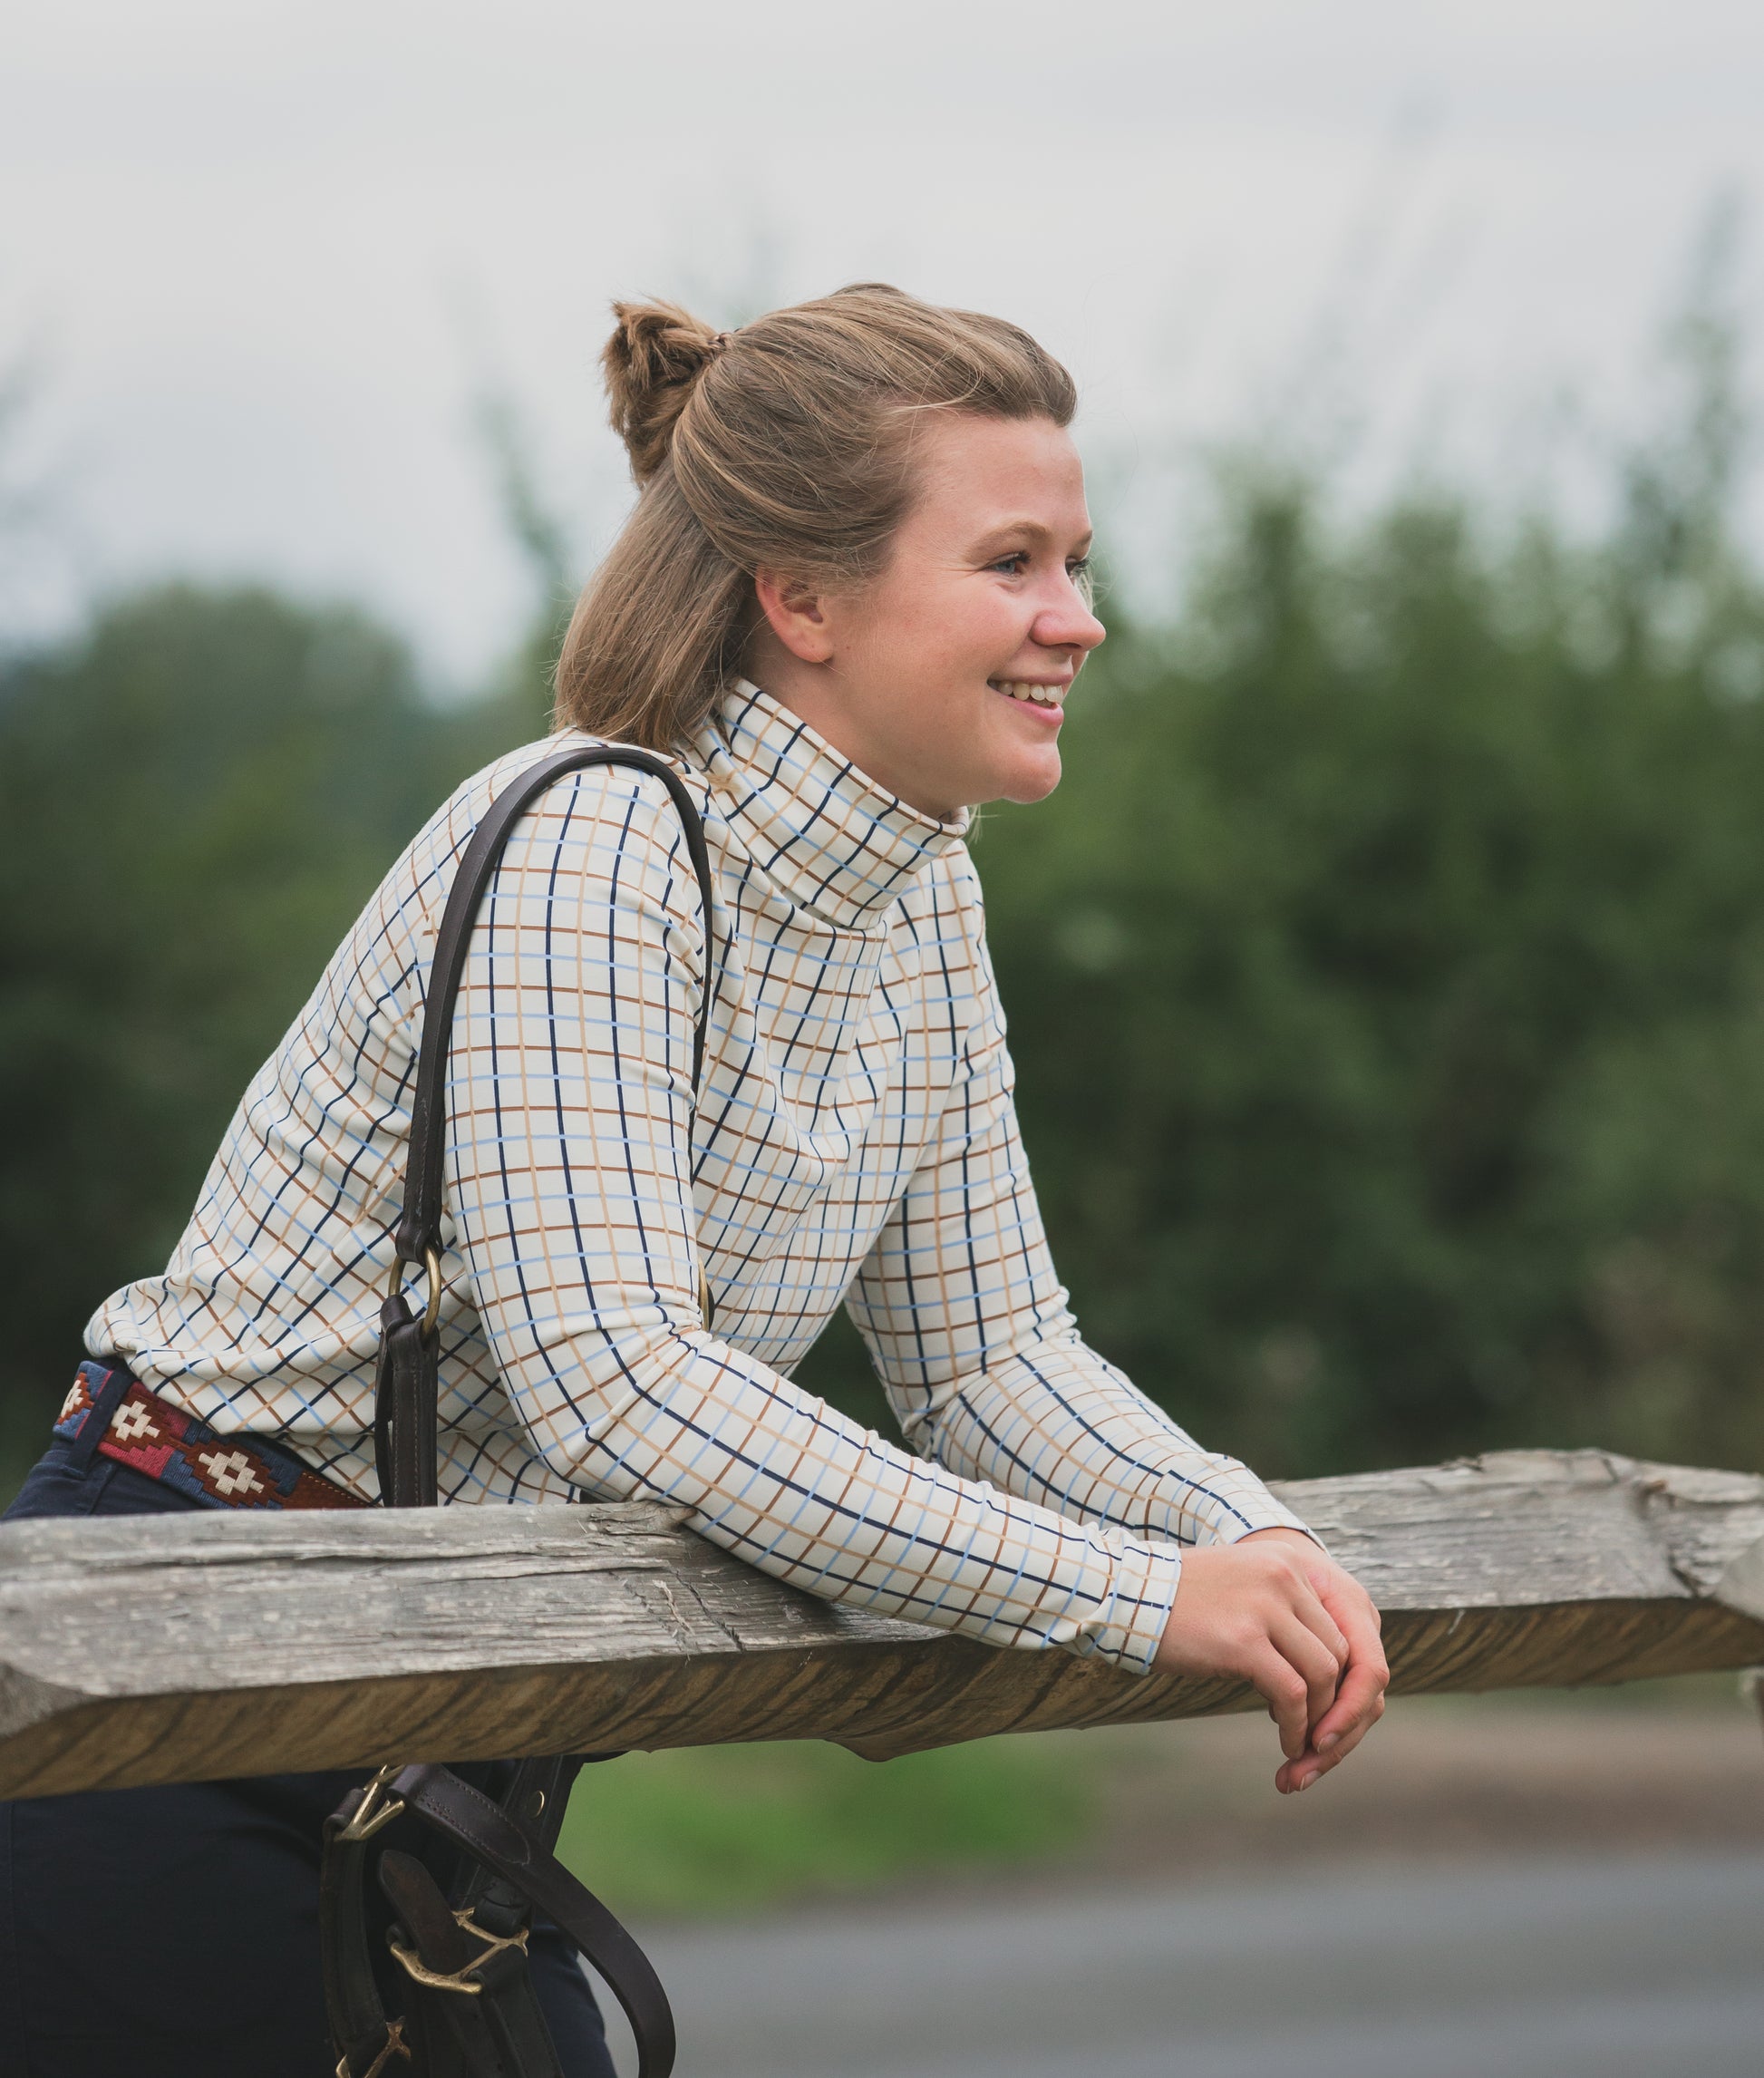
{"left": 553, "top": 284, "right": 1078, "bottom": 749}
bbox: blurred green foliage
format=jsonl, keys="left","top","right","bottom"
{"left": 556, "top": 1736, "right": 1090, "bottom": 1918}
{"left": 979, "top": 473, "right": 1764, "bottom": 1479}
{"left": 6, "top": 294, "right": 1764, "bottom": 1502}
{"left": 0, "top": 586, "right": 530, "bottom": 1482}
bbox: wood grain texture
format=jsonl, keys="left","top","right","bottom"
{"left": 2, "top": 1449, "right": 1762, "bottom": 1797}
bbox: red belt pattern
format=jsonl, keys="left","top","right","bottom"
{"left": 55, "top": 1361, "right": 364, "bottom": 1511}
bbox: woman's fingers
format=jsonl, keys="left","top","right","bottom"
{"left": 1311, "top": 1586, "right": 1389, "bottom": 1754}
{"left": 1243, "top": 1640, "right": 1315, "bottom": 1762}
{"left": 1248, "top": 1557, "right": 1350, "bottom": 1751}
{"left": 1282, "top": 1686, "right": 1385, "bottom": 1792}
{"left": 1274, "top": 1688, "right": 1386, "bottom": 1794}
{"left": 1267, "top": 1608, "right": 1345, "bottom": 1749}
{"left": 1312, "top": 1653, "right": 1387, "bottom": 1754}
{"left": 1271, "top": 1568, "right": 1390, "bottom": 1791}
{"left": 1316, "top": 1688, "right": 1386, "bottom": 1768}
{"left": 1284, "top": 1573, "right": 1351, "bottom": 1667}
{"left": 1152, "top": 1536, "right": 1388, "bottom": 1785}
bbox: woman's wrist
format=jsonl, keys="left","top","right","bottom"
{"left": 1236, "top": 1524, "right": 1323, "bottom": 1552}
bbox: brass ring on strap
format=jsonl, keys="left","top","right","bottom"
{"left": 419, "top": 1247, "right": 443, "bottom": 1338}
{"left": 384, "top": 1249, "right": 445, "bottom": 1340}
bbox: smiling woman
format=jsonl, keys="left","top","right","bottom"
{"left": 745, "top": 411, "right": 1100, "bottom": 818}
{"left": 1, "top": 284, "right": 1386, "bottom": 2078}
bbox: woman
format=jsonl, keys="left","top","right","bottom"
{"left": 2, "top": 286, "right": 1386, "bottom": 2077}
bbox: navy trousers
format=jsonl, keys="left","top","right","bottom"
{"left": 0, "top": 1437, "right": 615, "bottom": 2078}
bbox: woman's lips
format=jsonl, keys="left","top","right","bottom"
{"left": 989, "top": 677, "right": 1069, "bottom": 717}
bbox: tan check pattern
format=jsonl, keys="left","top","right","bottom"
{"left": 92, "top": 682, "right": 1308, "bottom": 1672}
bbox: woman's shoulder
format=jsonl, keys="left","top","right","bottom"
{"left": 352, "top": 734, "right": 713, "bottom": 974}
{"left": 420, "top": 731, "right": 708, "bottom": 869}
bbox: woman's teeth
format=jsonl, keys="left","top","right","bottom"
{"left": 992, "top": 681, "right": 1067, "bottom": 707}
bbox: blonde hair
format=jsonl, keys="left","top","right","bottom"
{"left": 553, "top": 283, "right": 1078, "bottom": 749}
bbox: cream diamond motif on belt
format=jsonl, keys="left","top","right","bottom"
{"left": 197, "top": 1448, "right": 266, "bottom": 1500}
{"left": 112, "top": 1400, "right": 159, "bottom": 1445}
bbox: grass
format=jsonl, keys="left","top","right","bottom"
{"left": 554, "top": 1734, "right": 1094, "bottom": 1919}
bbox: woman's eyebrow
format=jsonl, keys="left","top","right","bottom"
{"left": 970, "top": 520, "right": 1094, "bottom": 556}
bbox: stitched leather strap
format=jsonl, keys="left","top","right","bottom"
{"left": 374, "top": 1296, "right": 440, "bottom": 1515}
{"left": 392, "top": 1764, "right": 676, "bottom": 2078}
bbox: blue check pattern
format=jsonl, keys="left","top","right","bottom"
{"left": 91, "top": 682, "right": 1308, "bottom": 1671}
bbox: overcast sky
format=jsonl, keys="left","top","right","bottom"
{"left": 6, "top": 0, "right": 1764, "bottom": 680}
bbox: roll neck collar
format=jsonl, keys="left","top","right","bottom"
{"left": 691, "top": 680, "right": 969, "bottom": 927}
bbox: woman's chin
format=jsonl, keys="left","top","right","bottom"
{"left": 992, "top": 746, "right": 1063, "bottom": 806}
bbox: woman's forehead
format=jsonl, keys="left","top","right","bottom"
{"left": 909, "top": 415, "right": 1089, "bottom": 531}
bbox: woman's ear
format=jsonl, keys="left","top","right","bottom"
{"left": 753, "top": 569, "right": 837, "bottom": 665}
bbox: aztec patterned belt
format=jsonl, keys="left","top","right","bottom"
{"left": 54, "top": 1358, "right": 364, "bottom": 1511}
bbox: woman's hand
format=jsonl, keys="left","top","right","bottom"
{"left": 1153, "top": 1527, "right": 1387, "bottom": 1794}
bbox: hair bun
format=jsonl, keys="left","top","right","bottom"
{"left": 603, "top": 298, "right": 726, "bottom": 484}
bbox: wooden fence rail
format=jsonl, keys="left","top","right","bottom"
{"left": 3, "top": 1448, "right": 1763, "bottom": 1801}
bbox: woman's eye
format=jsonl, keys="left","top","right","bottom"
{"left": 991, "top": 552, "right": 1029, "bottom": 575}
{"left": 1067, "top": 555, "right": 1091, "bottom": 578}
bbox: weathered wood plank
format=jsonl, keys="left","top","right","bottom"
{"left": 2, "top": 1449, "right": 1761, "bottom": 1797}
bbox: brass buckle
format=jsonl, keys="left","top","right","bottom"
{"left": 337, "top": 2017, "right": 411, "bottom": 2076}
{"left": 337, "top": 1764, "right": 406, "bottom": 1844}
{"left": 385, "top": 1248, "right": 445, "bottom": 1340}
{"left": 387, "top": 1909, "right": 530, "bottom": 1995}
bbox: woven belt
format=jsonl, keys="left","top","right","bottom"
{"left": 54, "top": 1358, "right": 364, "bottom": 1511}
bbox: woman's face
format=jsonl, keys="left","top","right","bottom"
{"left": 750, "top": 413, "right": 1105, "bottom": 821}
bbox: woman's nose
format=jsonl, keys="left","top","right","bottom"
{"left": 1034, "top": 584, "right": 1106, "bottom": 655}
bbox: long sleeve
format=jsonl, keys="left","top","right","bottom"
{"left": 444, "top": 767, "right": 1184, "bottom": 1671}
{"left": 848, "top": 856, "right": 1312, "bottom": 1552}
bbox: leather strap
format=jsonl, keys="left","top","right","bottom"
{"left": 391, "top": 1764, "right": 676, "bottom": 2078}
{"left": 379, "top": 1850, "right": 557, "bottom": 2078}
{"left": 377, "top": 744, "right": 716, "bottom": 1510}
{"left": 327, "top": 746, "right": 702, "bottom": 2075}
{"left": 322, "top": 1788, "right": 414, "bottom": 2077}
{"left": 395, "top": 744, "right": 715, "bottom": 1269}
{"left": 375, "top": 1296, "right": 440, "bottom": 1513}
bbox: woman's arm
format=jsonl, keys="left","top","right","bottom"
{"left": 849, "top": 855, "right": 1386, "bottom": 1784}
{"left": 848, "top": 867, "right": 1306, "bottom": 1549}
{"left": 442, "top": 768, "right": 1182, "bottom": 1669}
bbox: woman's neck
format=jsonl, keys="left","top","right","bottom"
{"left": 741, "top": 636, "right": 963, "bottom": 824}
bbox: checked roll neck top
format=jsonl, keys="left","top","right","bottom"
{"left": 91, "top": 679, "right": 1309, "bottom": 1672}
{"left": 703, "top": 679, "right": 968, "bottom": 920}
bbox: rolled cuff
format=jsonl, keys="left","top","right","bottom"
{"left": 1083, "top": 1538, "right": 1185, "bottom": 1675}
{"left": 1212, "top": 1495, "right": 1325, "bottom": 1554}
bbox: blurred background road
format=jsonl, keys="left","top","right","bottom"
{"left": 642, "top": 1852, "right": 1764, "bottom": 2078}
{"left": 574, "top": 1685, "right": 1764, "bottom": 2078}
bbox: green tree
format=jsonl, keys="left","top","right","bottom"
{"left": 0, "top": 583, "right": 519, "bottom": 1471}
{"left": 979, "top": 450, "right": 1764, "bottom": 1477}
